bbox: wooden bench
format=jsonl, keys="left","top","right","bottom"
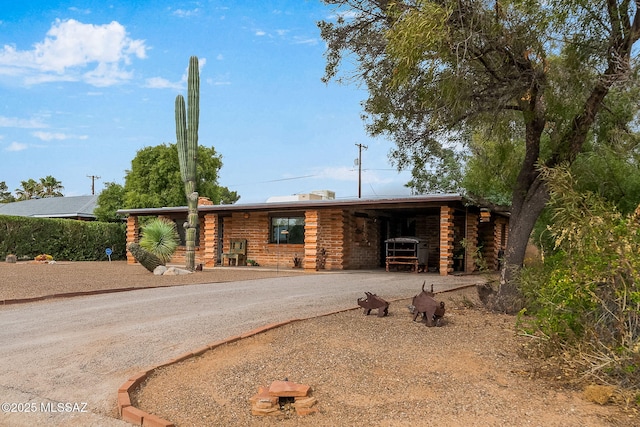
{"left": 385, "top": 256, "right": 419, "bottom": 272}
{"left": 222, "top": 239, "right": 247, "bottom": 266}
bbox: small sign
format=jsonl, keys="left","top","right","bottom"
{"left": 105, "top": 247, "right": 113, "bottom": 262}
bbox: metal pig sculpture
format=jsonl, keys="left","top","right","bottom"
{"left": 410, "top": 282, "right": 445, "bottom": 327}
{"left": 357, "top": 292, "right": 389, "bottom": 317}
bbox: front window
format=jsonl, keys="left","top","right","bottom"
{"left": 270, "top": 216, "right": 304, "bottom": 244}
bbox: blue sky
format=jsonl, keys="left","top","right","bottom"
{"left": 0, "top": 0, "right": 412, "bottom": 204}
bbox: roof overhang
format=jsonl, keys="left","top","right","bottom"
{"left": 115, "top": 194, "right": 492, "bottom": 217}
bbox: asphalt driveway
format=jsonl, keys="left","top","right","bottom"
{"left": 0, "top": 271, "right": 485, "bottom": 426}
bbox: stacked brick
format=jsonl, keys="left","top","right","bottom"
{"left": 125, "top": 216, "right": 139, "bottom": 265}
{"left": 303, "top": 210, "right": 319, "bottom": 270}
{"left": 249, "top": 380, "right": 318, "bottom": 417}
{"left": 203, "top": 214, "right": 217, "bottom": 267}
{"left": 439, "top": 206, "right": 454, "bottom": 275}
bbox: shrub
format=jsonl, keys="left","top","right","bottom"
{"left": 518, "top": 166, "right": 640, "bottom": 390}
{"left": 0, "top": 215, "right": 126, "bottom": 261}
{"left": 139, "top": 218, "right": 179, "bottom": 264}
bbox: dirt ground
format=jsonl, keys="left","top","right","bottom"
{"left": 0, "top": 260, "right": 297, "bottom": 302}
{"left": 1, "top": 261, "right": 638, "bottom": 426}
{"left": 132, "top": 287, "right": 638, "bottom": 427}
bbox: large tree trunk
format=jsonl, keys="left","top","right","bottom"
{"left": 480, "top": 103, "right": 548, "bottom": 313}
{"left": 486, "top": 176, "right": 548, "bottom": 313}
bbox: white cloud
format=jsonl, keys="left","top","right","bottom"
{"left": 146, "top": 57, "right": 207, "bottom": 90}
{"left": 144, "top": 76, "right": 182, "bottom": 90}
{"left": 255, "top": 30, "right": 267, "bottom": 36}
{"left": 216, "top": 54, "right": 224, "bottom": 61}
{"left": 173, "top": 8, "right": 200, "bottom": 18}
{"left": 293, "top": 37, "right": 319, "bottom": 46}
{"left": 68, "top": 7, "right": 91, "bottom": 14}
{"left": 314, "top": 166, "right": 394, "bottom": 184}
{"left": 0, "top": 116, "right": 47, "bottom": 128}
{"left": 0, "top": 19, "right": 148, "bottom": 87}
{"left": 6, "top": 141, "right": 28, "bottom": 151}
{"left": 32, "top": 131, "right": 88, "bottom": 141}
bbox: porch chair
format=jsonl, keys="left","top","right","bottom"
{"left": 221, "top": 239, "right": 247, "bottom": 266}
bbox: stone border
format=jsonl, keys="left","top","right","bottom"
{"left": 116, "top": 286, "right": 475, "bottom": 426}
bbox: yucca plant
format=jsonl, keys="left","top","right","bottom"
{"left": 139, "top": 218, "right": 180, "bottom": 264}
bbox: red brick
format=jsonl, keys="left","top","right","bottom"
{"left": 117, "top": 391, "right": 131, "bottom": 416}
{"left": 128, "top": 372, "right": 148, "bottom": 389}
{"left": 268, "top": 380, "right": 310, "bottom": 397}
{"left": 121, "top": 405, "right": 146, "bottom": 425}
{"left": 191, "top": 345, "right": 210, "bottom": 357}
{"left": 166, "top": 352, "right": 193, "bottom": 365}
{"left": 118, "top": 379, "right": 136, "bottom": 393}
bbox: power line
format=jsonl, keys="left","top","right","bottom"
{"left": 355, "top": 143, "right": 368, "bottom": 198}
{"left": 87, "top": 175, "right": 101, "bottom": 195}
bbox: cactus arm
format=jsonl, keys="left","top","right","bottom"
{"left": 175, "top": 95, "right": 188, "bottom": 183}
{"left": 187, "top": 55, "right": 199, "bottom": 183}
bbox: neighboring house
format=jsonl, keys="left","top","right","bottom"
{"left": 118, "top": 194, "right": 509, "bottom": 276}
{"left": 0, "top": 195, "right": 99, "bottom": 221}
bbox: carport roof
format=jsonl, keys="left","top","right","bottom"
{"left": 117, "top": 194, "right": 487, "bottom": 216}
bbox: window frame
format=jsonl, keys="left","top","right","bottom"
{"left": 269, "top": 214, "right": 305, "bottom": 244}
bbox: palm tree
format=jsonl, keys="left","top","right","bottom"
{"left": 39, "top": 175, "right": 64, "bottom": 197}
{"left": 15, "top": 179, "right": 42, "bottom": 201}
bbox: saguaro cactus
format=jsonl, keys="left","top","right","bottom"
{"left": 176, "top": 56, "right": 200, "bottom": 271}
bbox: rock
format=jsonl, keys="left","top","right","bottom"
{"left": 5, "top": 254, "right": 17, "bottom": 263}
{"left": 163, "top": 267, "right": 177, "bottom": 276}
{"left": 161, "top": 267, "right": 192, "bottom": 276}
{"left": 153, "top": 266, "right": 168, "bottom": 276}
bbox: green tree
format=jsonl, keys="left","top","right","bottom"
{"left": 124, "top": 143, "right": 238, "bottom": 209}
{"left": 319, "top": 0, "right": 640, "bottom": 311}
{"left": 15, "top": 179, "right": 43, "bottom": 201}
{"left": 39, "top": 175, "right": 64, "bottom": 198}
{"left": 0, "top": 181, "right": 15, "bottom": 203}
{"left": 124, "top": 144, "right": 184, "bottom": 208}
{"left": 95, "top": 182, "right": 126, "bottom": 222}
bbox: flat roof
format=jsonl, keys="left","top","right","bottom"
{"left": 117, "top": 194, "right": 473, "bottom": 216}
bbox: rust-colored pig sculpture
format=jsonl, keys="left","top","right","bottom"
{"left": 410, "top": 282, "right": 445, "bottom": 327}
{"left": 357, "top": 292, "right": 390, "bottom": 317}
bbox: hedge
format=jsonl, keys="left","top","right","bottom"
{"left": 0, "top": 215, "right": 126, "bottom": 261}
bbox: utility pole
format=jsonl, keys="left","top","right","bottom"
{"left": 355, "top": 143, "right": 368, "bottom": 198}
{"left": 87, "top": 175, "right": 101, "bottom": 195}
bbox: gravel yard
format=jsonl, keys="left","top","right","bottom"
{"left": 0, "top": 261, "right": 296, "bottom": 302}
{"left": 133, "top": 294, "right": 636, "bottom": 427}
{"left": 1, "top": 261, "right": 636, "bottom": 426}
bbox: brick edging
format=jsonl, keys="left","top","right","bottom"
{"left": 116, "top": 289, "right": 476, "bottom": 426}
{"left": 116, "top": 308, "right": 356, "bottom": 426}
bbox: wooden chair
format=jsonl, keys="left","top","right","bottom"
{"left": 221, "top": 239, "right": 247, "bottom": 266}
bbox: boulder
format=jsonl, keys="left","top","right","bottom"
{"left": 153, "top": 265, "right": 168, "bottom": 276}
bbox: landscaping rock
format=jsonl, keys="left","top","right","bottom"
{"left": 154, "top": 266, "right": 168, "bottom": 276}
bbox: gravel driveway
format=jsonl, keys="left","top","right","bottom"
{"left": 0, "top": 270, "right": 483, "bottom": 426}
